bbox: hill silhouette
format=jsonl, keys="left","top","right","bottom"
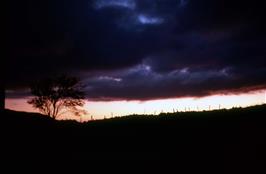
{"left": 2, "top": 105, "right": 266, "bottom": 173}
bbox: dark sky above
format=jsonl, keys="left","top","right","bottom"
{"left": 7, "top": 0, "right": 266, "bottom": 100}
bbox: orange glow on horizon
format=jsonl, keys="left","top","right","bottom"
{"left": 5, "top": 90, "right": 266, "bottom": 121}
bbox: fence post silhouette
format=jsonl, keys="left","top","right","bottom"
{"left": 1, "top": 88, "right": 3, "bottom": 110}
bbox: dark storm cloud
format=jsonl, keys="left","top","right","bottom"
{"left": 6, "top": 0, "right": 266, "bottom": 100}
{"left": 82, "top": 63, "right": 266, "bottom": 101}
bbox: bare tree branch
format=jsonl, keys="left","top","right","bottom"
{"left": 27, "top": 75, "right": 86, "bottom": 119}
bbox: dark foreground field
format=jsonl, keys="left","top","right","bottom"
{"left": 2, "top": 105, "right": 266, "bottom": 173}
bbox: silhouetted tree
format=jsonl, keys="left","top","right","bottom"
{"left": 28, "top": 75, "right": 86, "bottom": 119}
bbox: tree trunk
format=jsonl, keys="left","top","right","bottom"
{"left": 52, "top": 101, "right": 57, "bottom": 119}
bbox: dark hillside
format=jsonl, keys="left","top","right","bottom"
{"left": 2, "top": 105, "right": 266, "bottom": 173}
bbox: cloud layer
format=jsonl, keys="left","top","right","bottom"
{"left": 6, "top": 0, "right": 266, "bottom": 100}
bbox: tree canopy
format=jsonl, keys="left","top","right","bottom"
{"left": 28, "top": 75, "right": 87, "bottom": 119}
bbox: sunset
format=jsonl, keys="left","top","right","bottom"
{"left": 5, "top": 90, "right": 266, "bottom": 120}
{"left": 4, "top": 0, "right": 266, "bottom": 173}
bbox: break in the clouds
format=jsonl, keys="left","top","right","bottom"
{"left": 137, "top": 14, "right": 164, "bottom": 25}
{"left": 6, "top": 0, "right": 266, "bottom": 100}
{"left": 93, "top": 0, "right": 136, "bottom": 10}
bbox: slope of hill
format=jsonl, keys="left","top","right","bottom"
{"left": 2, "top": 105, "right": 266, "bottom": 173}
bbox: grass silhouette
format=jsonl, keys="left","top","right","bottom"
{"left": 2, "top": 104, "right": 266, "bottom": 173}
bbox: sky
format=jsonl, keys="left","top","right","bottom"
{"left": 6, "top": 0, "right": 266, "bottom": 119}
{"left": 5, "top": 90, "right": 266, "bottom": 121}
